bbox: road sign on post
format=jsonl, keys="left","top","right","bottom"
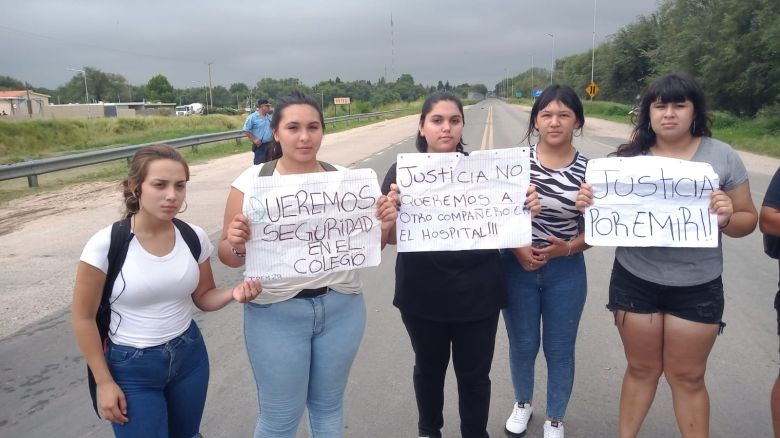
{"left": 532, "top": 89, "right": 542, "bottom": 98}
{"left": 334, "top": 97, "right": 351, "bottom": 122}
{"left": 585, "top": 82, "right": 600, "bottom": 98}
{"left": 515, "top": 91, "right": 523, "bottom": 98}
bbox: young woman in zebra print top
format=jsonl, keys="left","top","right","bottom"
{"left": 502, "top": 85, "right": 590, "bottom": 438}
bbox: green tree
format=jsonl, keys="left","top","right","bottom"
{"left": 145, "top": 74, "right": 175, "bottom": 103}
{"left": 0, "top": 75, "right": 25, "bottom": 91}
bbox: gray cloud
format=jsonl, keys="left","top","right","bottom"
{"left": 2, "top": 0, "right": 659, "bottom": 88}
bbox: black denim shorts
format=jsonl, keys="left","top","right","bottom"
{"left": 607, "top": 259, "right": 724, "bottom": 325}
{"left": 775, "top": 289, "right": 780, "bottom": 337}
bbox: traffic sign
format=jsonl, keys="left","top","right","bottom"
{"left": 532, "top": 89, "right": 543, "bottom": 98}
{"left": 515, "top": 91, "right": 523, "bottom": 98}
{"left": 334, "top": 97, "right": 351, "bottom": 105}
{"left": 585, "top": 82, "right": 600, "bottom": 98}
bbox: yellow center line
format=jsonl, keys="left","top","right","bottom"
{"left": 480, "top": 106, "right": 494, "bottom": 150}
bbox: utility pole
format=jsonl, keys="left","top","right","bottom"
{"left": 390, "top": 12, "right": 395, "bottom": 81}
{"left": 530, "top": 55, "right": 534, "bottom": 98}
{"left": 590, "top": 0, "right": 597, "bottom": 100}
{"left": 207, "top": 62, "right": 214, "bottom": 112}
{"left": 546, "top": 33, "right": 555, "bottom": 84}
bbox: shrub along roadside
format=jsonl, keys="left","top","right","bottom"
{"left": 507, "top": 98, "right": 779, "bottom": 158}
{"left": 0, "top": 100, "right": 422, "bottom": 205}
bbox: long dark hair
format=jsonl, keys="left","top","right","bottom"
{"left": 266, "top": 91, "right": 326, "bottom": 161}
{"left": 522, "top": 84, "right": 584, "bottom": 145}
{"left": 416, "top": 91, "right": 466, "bottom": 153}
{"left": 613, "top": 72, "right": 712, "bottom": 157}
{"left": 121, "top": 144, "right": 189, "bottom": 218}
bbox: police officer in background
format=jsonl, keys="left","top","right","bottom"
{"left": 243, "top": 99, "right": 273, "bottom": 164}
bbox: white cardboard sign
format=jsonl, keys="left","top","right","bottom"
{"left": 395, "top": 148, "right": 532, "bottom": 252}
{"left": 242, "top": 168, "right": 382, "bottom": 280}
{"left": 584, "top": 156, "right": 719, "bottom": 248}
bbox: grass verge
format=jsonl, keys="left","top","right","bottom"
{"left": 0, "top": 102, "right": 422, "bottom": 205}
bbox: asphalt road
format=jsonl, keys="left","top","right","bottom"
{"left": 1, "top": 99, "right": 778, "bottom": 437}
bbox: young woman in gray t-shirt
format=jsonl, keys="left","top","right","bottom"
{"left": 576, "top": 72, "right": 757, "bottom": 438}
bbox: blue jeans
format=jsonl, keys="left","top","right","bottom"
{"left": 243, "top": 290, "right": 366, "bottom": 438}
{"left": 501, "top": 251, "right": 587, "bottom": 420}
{"left": 253, "top": 141, "right": 272, "bottom": 165}
{"left": 106, "top": 321, "right": 209, "bottom": 438}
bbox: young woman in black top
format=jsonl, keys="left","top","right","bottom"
{"left": 381, "top": 92, "right": 540, "bottom": 438}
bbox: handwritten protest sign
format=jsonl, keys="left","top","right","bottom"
{"left": 396, "top": 148, "right": 532, "bottom": 252}
{"left": 243, "top": 168, "right": 381, "bottom": 280}
{"left": 584, "top": 156, "right": 719, "bottom": 248}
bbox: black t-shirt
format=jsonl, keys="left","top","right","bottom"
{"left": 382, "top": 163, "right": 507, "bottom": 322}
{"left": 763, "top": 167, "right": 780, "bottom": 210}
{"left": 763, "top": 167, "right": 780, "bottom": 296}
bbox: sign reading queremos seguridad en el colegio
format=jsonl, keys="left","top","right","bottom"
{"left": 242, "top": 168, "right": 382, "bottom": 280}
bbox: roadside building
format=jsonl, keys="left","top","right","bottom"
{"left": 0, "top": 90, "right": 51, "bottom": 119}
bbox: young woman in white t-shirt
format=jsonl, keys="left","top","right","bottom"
{"left": 72, "top": 144, "right": 260, "bottom": 437}
{"left": 218, "top": 91, "right": 397, "bottom": 437}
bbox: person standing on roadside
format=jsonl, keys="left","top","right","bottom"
{"left": 220, "top": 91, "right": 398, "bottom": 438}
{"left": 243, "top": 99, "right": 273, "bottom": 165}
{"left": 72, "top": 144, "right": 261, "bottom": 437}
{"left": 502, "top": 84, "right": 590, "bottom": 438}
{"left": 576, "top": 72, "right": 757, "bottom": 438}
{"left": 760, "top": 167, "right": 780, "bottom": 438}
{"left": 381, "top": 91, "right": 541, "bottom": 438}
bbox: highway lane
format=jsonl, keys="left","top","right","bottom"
{"left": 1, "top": 99, "right": 778, "bottom": 437}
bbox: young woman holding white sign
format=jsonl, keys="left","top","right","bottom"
{"left": 501, "top": 84, "right": 589, "bottom": 438}
{"left": 381, "top": 91, "right": 541, "bottom": 438}
{"left": 576, "top": 72, "right": 757, "bottom": 438}
{"left": 218, "top": 91, "right": 398, "bottom": 438}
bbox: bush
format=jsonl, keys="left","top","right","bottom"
{"left": 757, "top": 103, "right": 780, "bottom": 133}
{"left": 711, "top": 112, "right": 739, "bottom": 129}
{"left": 210, "top": 107, "right": 243, "bottom": 115}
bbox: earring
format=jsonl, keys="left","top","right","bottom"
{"left": 179, "top": 200, "right": 188, "bottom": 214}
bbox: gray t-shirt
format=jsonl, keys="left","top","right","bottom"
{"left": 615, "top": 137, "right": 748, "bottom": 286}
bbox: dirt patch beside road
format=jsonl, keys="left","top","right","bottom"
{"left": 0, "top": 115, "right": 419, "bottom": 339}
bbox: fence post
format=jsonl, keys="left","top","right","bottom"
{"left": 27, "top": 174, "right": 38, "bottom": 188}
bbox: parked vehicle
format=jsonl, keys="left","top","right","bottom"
{"left": 175, "top": 103, "right": 205, "bottom": 116}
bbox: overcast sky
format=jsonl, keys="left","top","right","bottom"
{"left": 2, "top": 0, "right": 660, "bottom": 89}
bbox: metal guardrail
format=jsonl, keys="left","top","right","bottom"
{"left": 0, "top": 109, "right": 404, "bottom": 187}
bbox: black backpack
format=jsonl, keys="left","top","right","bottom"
{"left": 88, "top": 216, "right": 202, "bottom": 417}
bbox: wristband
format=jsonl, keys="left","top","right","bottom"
{"left": 231, "top": 247, "right": 246, "bottom": 258}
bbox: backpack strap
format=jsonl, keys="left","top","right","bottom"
{"left": 173, "top": 218, "right": 202, "bottom": 261}
{"left": 259, "top": 159, "right": 278, "bottom": 176}
{"left": 89, "top": 217, "right": 133, "bottom": 417}
{"left": 319, "top": 161, "right": 337, "bottom": 172}
{"left": 259, "top": 159, "right": 337, "bottom": 176}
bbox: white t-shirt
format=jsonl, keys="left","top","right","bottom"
{"left": 80, "top": 221, "right": 214, "bottom": 348}
{"left": 232, "top": 164, "right": 363, "bottom": 304}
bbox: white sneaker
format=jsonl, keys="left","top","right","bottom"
{"left": 543, "top": 420, "right": 564, "bottom": 438}
{"left": 505, "top": 401, "right": 533, "bottom": 435}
